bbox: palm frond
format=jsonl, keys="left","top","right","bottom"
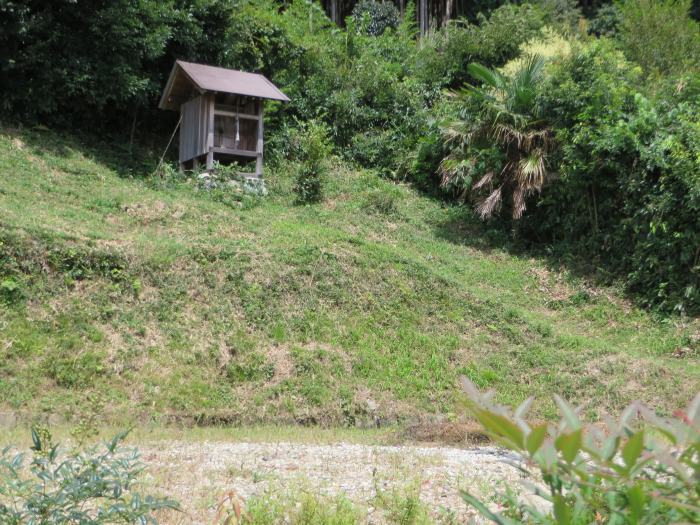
{"left": 440, "top": 118, "right": 476, "bottom": 146}
{"left": 516, "top": 150, "right": 546, "bottom": 192}
{"left": 476, "top": 187, "right": 503, "bottom": 219}
{"left": 440, "top": 54, "right": 554, "bottom": 222}
{"left": 508, "top": 54, "right": 546, "bottom": 115}
{"left": 492, "top": 123, "right": 528, "bottom": 149}
{"left": 513, "top": 54, "right": 545, "bottom": 91}
{"left": 468, "top": 62, "right": 506, "bottom": 90}
{"left": 472, "top": 171, "right": 494, "bottom": 190}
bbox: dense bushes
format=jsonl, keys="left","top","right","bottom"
{"left": 588, "top": 3, "right": 621, "bottom": 37}
{"left": 618, "top": 0, "right": 700, "bottom": 77}
{"left": 461, "top": 378, "right": 700, "bottom": 524}
{"left": 0, "top": 0, "right": 172, "bottom": 126}
{"left": 351, "top": 0, "right": 401, "bottom": 35}
{"left": 434, "top": 2, "right": 700, "bottom": 313}
{"left": 415, "top": 3, "right": 547, "bottom": 89}
{"left": 523, "top": 41, "right": 700, "bottom": 313}
{"left": 0, "top": 0, "right": 300, "bottom": 133}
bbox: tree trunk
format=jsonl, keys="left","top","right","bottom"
{"left": 330, "top": 0, "right": 338, "bottom": 24}
{"left": 129, "top": 107, "right": 138, "bottom": 158}
{"left": 444, "top": 0, "right": 454, "bottom": 25}
{"left": 419, "top": 0, "right": 428, "bottom": 35}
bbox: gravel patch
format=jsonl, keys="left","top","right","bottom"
{"left": 141, "top": 441, "right": 530, "bottom": 524}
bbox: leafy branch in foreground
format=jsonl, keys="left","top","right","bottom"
{"left": 460, "top": 377, "right": 700, "bottom": 525}
{"left": 0, "top": 429, "right": 179, "bottom": 524}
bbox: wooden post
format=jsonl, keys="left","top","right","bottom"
{"left": 206, "top": 93, "right": 215, "bottom": 171}
{"left": 179, "top": 105, "right": 185, "bottom": 172}
{"left": 255, "top": 99, "right": 264, "bottom": 178}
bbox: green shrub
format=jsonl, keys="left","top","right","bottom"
{"left": 290, "top": 120, "right": 332, "bottom": 204}
{"left": 415, "top": 3, "right": 546, "bottom": 89}
{"left": 374, "top": 483, "right": 433, "bottom": 525}
{"left": 361, "top": 184, "right": 402, "bottom": 215}
{"left": 525, "top": 40, "right": 700, "bottom": 313}
{"left": 588, "top": 3, "right": 622, "bottom": 37}
{"left": 351, "top": 0, "right": 401, "bottom": 36}
{"left": 0, "top": 429, "right": 178, "bottom": 524}
{"left": 460, "top": 377, "right": 700, "bottom": 525}
{"left": 241, "top": 493, "right": 360, "bottom": 525}
{"left": 397, "top": 125, "right": 446, "bottom": 189}
{"left": 534, "top": 0, "right": 582, "bottom": 31}
{"left": 618, "top": 0, "right": 700, "bottom": 77}
{"left": 0, "top": 276, "right": 23, "bottom": 304}
{"left": 47, "top": 246, "right": 127, "bottom": 282}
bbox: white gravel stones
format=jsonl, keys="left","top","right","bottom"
{"left": 141, "top": 441, "right": 529, "bottom": 524}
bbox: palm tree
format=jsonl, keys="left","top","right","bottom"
{"left": 440, "top": 54, "right": 552, "bottom": 219}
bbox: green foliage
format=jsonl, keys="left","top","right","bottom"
{"left": 290, "top": 120, "right": 333, "bottom": 204}
{"left": 526, "top": 40, "right": 700, "bottom": 313}
{"left": 70, "top": 392, "right": 109, "bottom": 446}
{"left": 415, "top": 4, "right": 547, "bottom": 89}
{"left": 226, "top": 352, "right": 275, "bottom": 382}
{"left": 352, "top": 0, "right": 401, "bottom": 36}
{"left": 0, "top": 276, "right": 23, "bottom": 304}
{"left": 440, "top": 55, "right": 553, "bottom": 219}
{"left": 588, "top": 3, "right": 621, "bottom": 37}
{"left": 242, "top": 493, "right": 361, "bottom": 524}
{"left": 618, "top": 0, "right": 700, "bottom": 77}
{"left": 0, "top": 0, "right": 173, "bottom": 126}
{"left": 0, "top": 429, "right": 178, "bottom": 524}
{"left": 460, "top": 377, "right": 700, "bottom": 525}
{"left": 533, "top": 0, "right": 582, "bottom": 31}
{"left": 436, "top": 28, "right": 699, "bottom": 312}
{"left": 0, "top": 0, "right": 297, "bottom": 131}
{"left": 374, "top": 483, "right": 433, "bottom": 525}
{"left": 361, "top": 185, "right": 402, "bottom": 215}
{"left": 46, "top": 350, "right": 106, "bottom": 389}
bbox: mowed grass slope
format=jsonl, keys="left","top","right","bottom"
{"left": 1, "top": 127, "right": 698, "bottom": 426}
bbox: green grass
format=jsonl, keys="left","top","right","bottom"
{"left": 0, "top": 424, "right": 400, "bottom": 449}
{"left": 0, "top": 126, "right": 698, "bottom": 427}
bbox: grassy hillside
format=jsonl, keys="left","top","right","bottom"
{"left": 1, "top": 127, "right": 698, "bottom": 427}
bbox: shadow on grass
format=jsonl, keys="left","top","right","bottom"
{"left": 430, "top": 204, "right": 519, "bottom": 255}
{"left": 5, "top": 123, "right": 173, "bottom": 179}
{"left": 429, "top": 201, "right": 642, "bottom": 308}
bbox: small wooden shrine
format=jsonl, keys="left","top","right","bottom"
{"left": 159, "top": 60, "right": 289, "bottom": 177}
